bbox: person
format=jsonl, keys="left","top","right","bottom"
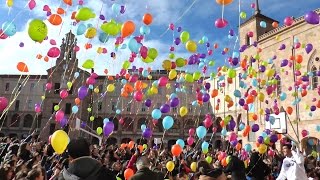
{"left": 276, "top": 143, "right": 308, "bottom": 180}
{"left": 224, "top": 154, "right": 246, "bottom": 180}
{"left": 196, "top": 160, "right": 227, "bottom": 180}
{"left": 130, "top": 156, "right": 162, "bottom": 180}
{"left": 246, "top": 152, "right": 271, "bottom": 180}
{"left": 26, "top": 168, "right": 45, "bottom": 180}
{"left": 54, "top": 138, "right": 116, "bottom": 180}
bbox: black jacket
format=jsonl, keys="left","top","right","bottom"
{"left": 130, "top": 168, "right": 162, "bottom": 180}
{"left": 225, "top": 155, "right": 246, "bottom": 180}
{"left": 58, "top": 156, "right": 116, "bottom": 180}
{"left": 247, "top": 152, "right": 271, "bottom": 180}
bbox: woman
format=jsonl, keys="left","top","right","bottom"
{"left": 196, "top": 160, "right": 227, "bottom": 180}
{"left": 17, "top": 143, "right": 31, "bottom": 162}
{"left": 26, "top": 168, "right": 44, "bottom": 180}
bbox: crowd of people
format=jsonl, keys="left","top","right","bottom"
{"left": 0, "top": 132, "right": 319, "bottom": 180}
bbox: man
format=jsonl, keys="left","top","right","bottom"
{"left": 276, "top": 143, "right": 308, "bottom": 180}
{"left": 130, "top": 156, "right": 162, "bottom": 180}
{"left": 51, "top": 138, "right": 116, "bottom": 180}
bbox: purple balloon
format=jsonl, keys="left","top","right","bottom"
{"left": 206, "top": 42, "right": 210, "bottom": 47}
{"left": 188, "top": 54, "right": 199, "bottom": 65}
{"left": 170, "top": 97, "right": 180, "bottom": 107}
{"left": 270, "top": 134, "right": 278, "bottom": 143}
{"left": 229, "top": 29, "right": 234, "bottom": 36}
{"left": 305, "top": 43, "right": 313, "bottom": 54}
{"left": 142, "top": 128, "right": 152, "bottom": 139}
{"left": 103, "top": 121, "right": 114, "bottom": 136}
{"left": 281, "top": 59, "right": 288, "bottom": 67}
{"left": 160, "top": 104, "right": 170, "bottom": 113}
{"left": 310, "top": 105, "right": 316, "bottom": 112}
{"left": 279, "top": 44, "right": 286, "bottom": 50}
{"left": 80, "top": 122, "right": 86, "bottom": 128}
{"left": 60, "top": 117, "right": 67, "bottom": 127}
{"left": 265, "top": 114, "right": 270, "bottom": 121}
{"left": 199, "top": 54, "right": 206, "bottom": 59}
{"left": 145, "top": 99, "right": 152, "bottom": 107}
{"left": 174, "top": 37, "right": 181, "bottom": 45}
{"left": 120, "top": 5, "right": 126, "bottom": 14}
{"left": 264, "top": 129, "right": 271, "bottom": 135}
{"left": 230, "top": 140, "right": 238, "bottom": 147}
{"left": 239, "top": 98, "right": 245, "bottom": 106}
{"left": 257, "top": 136, "right": 264, "bottom": 144}
{"left": 202, "top": 93, "right": 210, "bottom": 103}
{"left": 204, "top": 83, "right": 211, "bottom": 90}
{"left": 305, "top": 11, "right": 319, "bottom": 25}
{"left": 177, "top": 27, "right": 182, "bottom": 32}
{"left": 78, "top": 86, "right": 88, "bottom": 100}
{"left": 99, "top": 15, "right": 105, "bottom": 20}
{"left": 251, "top": 124, "right": 259, "bottom": 132}
{"left": 232, "top": 58, "right": 239, "bottom": 66}
{"left": 228, "top": 120, "right": 236, "bottom": 131}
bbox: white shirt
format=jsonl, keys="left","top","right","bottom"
{"left": 276, "top": 151, "right": 308, "bottom": 180}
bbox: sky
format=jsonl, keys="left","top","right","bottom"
{"left": 0, "top": 0, "right": 319, "bottom": 76}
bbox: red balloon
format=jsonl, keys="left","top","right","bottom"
{"left": 171, "top": 144, "right": 182, "bottom": 156}
{"left": 124, "top": 168, "right": 134, "bottom": 180}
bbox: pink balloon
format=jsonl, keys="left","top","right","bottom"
{"left": 247, "top": 31, "right": 254, "bottom": 37}
{"left": 90, "top": 72, "right": 98, "bottom": 79}
{"left": 28, "top": 0, "right": 36, "bottom": 10}
{"left": 134, "top": 91, "right": 143, "bottom": 102}
{"left": 47, "top": 47, "right": 61, "bottom": 58}
{"left": 45, "top": 82, "right": 52, "bottom": 90}
{"left": 79, "top": 0, "right": 84, "bottom": 5}
{"left": 158, "top": 77, "right": 168, "bottom": 87}
{"left": 43, "top": 5, "right": 50, "bottom": 11}
{"left": 187, "top": 136, "right": 194, "bottom": 145}
{"left": 215, "top": 18, "right": 228, "bottom": 28}
{"left": 129, "top": 74, "right": 138, "bottom": 83}
{"left": 140, "top": 46, "right": 148, "bottom": 59}
{"left": 74, "top": 45, "right": 80, "bottom": 52}
{"left": 229, "top": 132, "right": 237, "bottom": 141}
{"left": 169, "top": 23, "right": 174, "bottom": 30}
{"left": 212, "top": 127, "right": 217, "bottom": 133}
{"left": 250, "top": 3, "right": 255, "bottom": 8}
{"left": 119, "top": 118, "right": 124, "bottom": 124}
{"left": 284, "top": 17, "right": 294, "bottom": 26}
{"left": 188, "top": 128, "right": 195, "bottom": 136}
{"left": 203, "top": 118, "right": 212, "bottom": 128}
{"left": 268, "top": 150, "right": 275, "bottom": 157}
{"left": 60, "top": 89, "right": 69, "bottom": 99}
{"left": 55, "top": 110, "right": 64, "bottom": 122}
{"left": 0, "top": 97, "right": 8, "bottom": 111}
{"left": 35, "top": 104, "right": 41, "bottom": 113}
{"left": 86, "top": 77, "right": 95, "bottom": 85}
{"left": 50, "top": 39, "right": 56, "bottom": 45}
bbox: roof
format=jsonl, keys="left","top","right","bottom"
{"left": 0, "top": 74, "right": 47, "bottom": 79}
{"left": 240, "top": 13, "right": 279, "bottom": 27}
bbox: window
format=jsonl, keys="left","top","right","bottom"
{"left": 18, "top": 83, "right": 22, "bottom": 91}
{"left": 188, "top": 104, "right": 192, "bottom": 112}
{"left": 5, "top": 83, "right": 9, "bottom": 91}
{"left": 158, "top": 88, "right": 163, "bottom": 95}
{"left": 141, "top": 105, "right": 146, "bottom": 112}
{"left": 68, "top": 86, "right": 73, "bottom": 95}
{"left": 30, "top": 83, "right": 35, "bottom": 91}
{"left": 312, "top": 66, "right": 318, "bottom": 89}
{"left": 15, "top": 100, "right": 20, "bottom": 111}
{"left": 172, "top": 107, "right": 177, "bottom": 112}
{"left": 23, "top": 114, "right": 33, "bottom": 128}
{"left": 52, "top": 103, "right": 58, "bottom": 113}
{"left": 98, "top": 102, "right": 102, "bottom": 111}
{"left": 127, "top": 105, "right": 131, "bottom": 112}
{"left": 54, "top": 83, "right": 60, "bottom": 94}
{"left": 99, "top": 85, "right": 103, "bottom": 93}
{"left": 11, "top": 113, "right": 20, "bottom": 127}
{"left": 276, "top": 78, "right": 281, "bottom": 96}
{"left": 112, "top": 102, "right": 116, "bottom": 111}
{"left": 49, "top": 123, "right": 56, "bottom": 135}
{"left": 65, "top": 103, "right": 71, "bottom": 114}
{"left": 123, "top": 117, "right": 134, "bottom": 131}
{"left": 248, "top": 121, "right": 256, "bottom": 142}
{"left": 189, "top": 86, "right": 193, "bottom": 93}
{"left": 246, "top": 35, "right": 250, "bottom": 46}
{"left": 27, "top": 100, "right": 32, "bottom": 109}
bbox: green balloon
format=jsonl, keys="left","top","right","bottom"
{"left": 142, "top": 56, "right": 154, "bottom": 63}
{"left": 185, "top": 74, "right": 194, "bottom": 83}
{"left": 176, "top": 58, "right": 185, "bottom": 67}
{"left": 96, "top": 127, "right": 102, "bottom": 135}
{"left": 208, "top": 60, "right": 215, "bottom": 66}
{"left": 82, "top": 59, "right": 94, "bottom": 69}
{"left": 264, "top": 137, "right": 270, "bottom": 144}
{"left": 122, "top": 60, "right": 131, "bottom": 69}
{"left": 101, "top": 21, "right": 120, "bottom": 36}
{"left": 227, "top": 68, "right": 236, "bottom": 78}
{"left": 148, "top": 48, "right": 158, "bottom": 59}
{"left": 210, "top": 72, "right": 216, "bottom": 78}
{"left": 240, "top": 12, "right": 247, "bottom": 19}
{"left": 254, "top": 54, "right": 260, "bottom": 60}
{"left": 90, "top": 116, "right": 94, "bottom": 121}
{"left": 193, "top": 71, "right": 201, "bottom": 80}
{"left": 75, "top": 7, "right": 96, "bottom": 21}
{"left": 28, "top": 19, "right": 48, "bottom": 42}
{"left": 116, "top": 177, "right": 121, "bottom": 180}
{"left": 67, "top": 82, "right": 72, "bottom": 89}
{"left": 168, "top": 53, "right": 175, "bottom": 59}
{"left": 198, "top": 39, "right": 204, "bottom": 44}
{"left": 54, "top": 105, "right": 60, "bottom": 111}
{"left": 206, "top": 156, "right": 212, "bottom": 163}
{"left": 180, "top": 31, "right": 190, "bottom": 43}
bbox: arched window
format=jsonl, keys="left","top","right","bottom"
{"left": 23, "top": 114, "right": 33, "bottom": 128}
{"left": 109, "top": 117, "right": 118, "bottom": 131}
{"left": 93, "top": 117, "right": 103, "bottom": 131}
{"left": 123, "top": 117, "right": 134, "bottom": 131}
{"left": 312, "top": 66, "right": 318, "bottom": 89}
{"left": 10, "top": 113, "right": 20, "bottom": 127}
{"left": 246, "top": 35, "right": 250, "bottom": 46}
{"left": 137, "top": 118, "right": 147, "bottom": 132}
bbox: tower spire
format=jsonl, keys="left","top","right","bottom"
{"left": 255, "top": 0, "right": 261, "bottom": 15}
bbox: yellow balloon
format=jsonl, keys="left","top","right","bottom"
{"left": 258, "top": 144, "right": 267, "bottom": 154}
{"left": 142, "top": 83, "right": 148, "bottom": 89}
{"left": 97, "top": 47, "right": 103, "bottom": 54}
{"left": 6, "top": 0, "right": 13, "bottom": 7}
{"left": 143, "top": 144, "right": 148, "bottom": 149}
{"left": 186, "top": 40, "right": 197, "bottom": 53}
{"left": 169, "top": 69, "right": 177, "bottom": 80}
{"left": 180, "top": 106, "right": 188, "bottom": 117}
{"left": 151, "top": 86, "right": 158, "bottom": 94}
{"left": 85, "top": 27, "right": 97, "bottom": 39}
{"left": 258, "top": 92, "right": 265, "bottom": 102}
{"left": 265, "top": 69, "right": 275, "bottom": 77}
{"left": 162, "top": 60, "right": 171, "bottom": 70}
{"left": 94, "top": 87, "right": 99, "bottom": 93}
{"left": 166, "top": 161, "right": 175, "bottom": 172}
{"left": 107, "top": 84, "right": 115, "bottom": 92}
{"left": 190, "top": 162, "right": 197, "bottom": 172}
{"left": 51, "top": 130, "right": 69, "bottom": 154}
{"left": 226, "top": 155, "right": 231, "bottom": 164}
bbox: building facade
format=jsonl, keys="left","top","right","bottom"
{"left": 0, "top": 31, "right": 217, "bottom": 148}
{"left": 208, "top": 7, "right": 320, "bottom": 153}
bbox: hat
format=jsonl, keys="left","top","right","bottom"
{"left": 67, "top": 138, "right": 90, "bottom": 159}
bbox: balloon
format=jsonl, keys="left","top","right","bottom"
{"left": 166, "top": 161, "right": 175, "bottom": 172}
{"left": 152, "top": 109, "right": 162, "bottom": 119}
{"left": 85, "top": 27, "right": 97, "bottom": 39}
{"left": 206, "top": 156, "right": 212, "bottom": 163}
{"left": 251, "top": 124, "right": 259, "bottom": 132}
{"left": 145, "top": 99, "right": 152, "bottom": 107}
{"left": 143, "top": 13, "right": 153, "bottom": 25}
{"left": 2, "top": 21, "right": 16, "bottom": 36}
{"left": 171, "top": 144, "right": 182, "bottom": 156}
{"left": 48, "top": 14, "right": 62, "bottom": 25}
{"left": 215, "top": 18, "right": 228, "bottom": 28}
{"left": 158, "top": 77, "right": 168, "bottom": 86}
{"left": 111, "top": 3, "right": 121, "bottom": 15}
{"left": 51, "top": 130, "right": 69, "bottom": 154}
{"left": 96, "top": 127, "right": 102, "bottom": 135}
{"left": 305, "top": 43, "right": 313, "bottom": 54}
{"left": 260, "top": 21, "right": 267, "bottom": 28}
{"left": 103, "top": 121, "right": 114, "bottom": 136}
{"left": 82, "top": 59, "right": 94, "bottom": 69}
{"left": 186, "top": 40, "right": 197, "bottom": 53}
{"left": 170, "top": 97, "right": 180, "bottom": 107}
{"left": 180, "top": 31, "right": 190, "bottom": 43}
{"left": 244, "top": 144, "right": 252, "bottom": 152}
{"left": 196, "top": 126, "right": 207, "bottom": 139}
{"left": 59, "top": 89, "right": 68, "bottom": 99}
{"left": 304, "top": 11, "right": 319, "bottom": 25}
{"left": 258, "top": 144, "right": 267, "bottom": 154}
{"left": 17, "top": 62, "right": 29, "bottom": 72}
{"left": 142, "top": 128, "right": 152, "bottom": 139}
{"left": 47, "top": 47, "right": 60, "bottom": 58}
{"left": 187, "top": 136, "right": 194, "bottom": 145}
{"left": 63, "top": 0, "right": 72, "bottom": 5}
{"left": 190, "top": 162, "right": 197, "bottom": 172}
{"left": 139, "top": 25, "right": 150, "bottom": 35}
{"left": 284, "top": 17, "right": 294, "bottom": 26}
{"left": 134, "top": 91, "right": 143, "bottom": 102}
{"left": 75, "top": 7, "right": 96, "bottom": 21}
{"left": 240, "top": 12, "right": 246, "bottom": 19}
{"left": 0, "top": 97, "right": 8, "bottom": 111}
{"left": 160, "top": 104, "right": 170, "bottom": 113}
{"left": 124, "top": 168, "right": 134, "bottom": 180}
{"left": 162, "top": 116, "right": 174, "bottom": 130}
{"left": 78, "top": 86, "right": 88, "bottom": 100}
{"left": 100, "top": 20, "right": 121, "bottom": 36}
{"left": 176, "top": 139, "right": 185, "bottom": 148}
{"left": 169, "top": 69, "right": 177, "bottom": 80}
{"left": 28, "top": 19, "right": 48, "bottom": 42}
{"left": 179, "top": 106, "right": 188, "bottom": 117}
{"left": 148, "top": 48, "right": 158, "bottom": 59}
{"left": 216, "top": 0, "right": 233, "bottom": 5}
{"left": 121, "top": 21, "right": 135, "bottom": 38}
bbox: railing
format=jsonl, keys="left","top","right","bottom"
{"left": 258, "top": 8, "right": 320, "bottom": 41}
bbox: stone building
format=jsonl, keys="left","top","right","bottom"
{"left": 0, "top": 31, "right": 216, "bottom": 148}
{"left": 208, "top": 5, "right": 320, "bottom": 153}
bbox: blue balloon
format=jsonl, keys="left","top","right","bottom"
{"left": 77, "top": 23, "right": 87, "bottom": 35}
{"left": 74, "top": 72, "right": 80, "bottom": 78}
{"left": 196, "top": 126, "right": 207, "bottom": 139}
{"left": 152, "top": 80, "right": 159, "bottom": 87}
{"left": 140, "top": 25, "right": 150, "bottom": 35}
{"left": 103, "top": 118, "right": 109, "bottom": 124}
{"left": 111, "top": 3, "right": 121, "bottom": 15}
{"left": 244, "top": 144, "right": 252, "bottom": 152}
{"left": 201, "top": 141, "right": 209, "bottom": 150}
{"left": 128, "top": 38, "right": 141, "bottom": 53}
{"left": 221, "top": 128, "right": 227, "bottom": 136}
{"left": 260, "top": 21, "right": 267, "bottom": 28}
{"left": 176, "top": 139, "right": 185, "bottom": 148}
{"left": 202, "top": 36, "right": 208, "bottom": 42}
{"left": 239, "top": 123, "right": 245, "bottom": 131}
{"left": 120, "top": 44, "right": 127, "bottom": 49}
{"left": 121, "top": 79, "right": 127, "bottom": 84}
{"left": 170, "top": 93, "right": 178, "bottom": 99}
{"left": 232, "top": 51, "right": 240, "bottom": 58}
{"left": 72, "top": 105, "right": 79, "bottom": 114}
{"left": 98, "top": 32, "right": 109, "bottom": 43}
{"left": 233, "top": 90, "right": 241, "bottom": 98}
{"left": 152, "top": 109, "right": 162, "bottom": 119}
{"left": 162, "top": 116, "right": 174, "bottom": 130}
{"left": 141, "top": 124, "right": 146, "bottom": 131}
{"left": 252, "top": 79, "right": 258, "bottom": 87}
{"left": 198, "top": 62, "right": 205, "bottom": 68}
{"left": 88, "top": 85, "right": 94, "bottom": 89}
{"left": 142, "top": 70, "right": 149, "bottom": 77}
{"left": 2, "top": 22, "right": 16, "bottom": 36}
{"left": 280, "top": 92, "right": 287, "bottom": 101}
{"left": 261, "top": 132, "right": 268, "bottom": 138}
{"left": 269, "top": 116, "right": 275, "bottom": 125}
{"left": 192, "top": 101, "right": 198, "bottom": 106}
{"left": 316, "top": 125, "right": 320, "bottom": 132}
{"left": 116, "top": 109, "right": 121, "bottom": 114}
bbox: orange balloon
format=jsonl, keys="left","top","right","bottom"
{"left": 48, "top": 14, "right": 62, "bottom": 25}
{"left": 241, "top": 59, "right": 247, "bottom": 69}
{"left": 216, "top": 0, "right": 233, "bottom": 5}
{"left": 36, "top": 54, "right": 42, "bottom": 59}
{"left": 57, "top": 8, "right": 65, "bottom": 15}
{"left": 286, "top": 106, "right": 293, "bottom": 115}
{"left": 128, "top": 140, "right": 135, "bottom": 149}
{"left": 236, "top": 143, "right": 242, "bottom": 151}
{"left": 17, "top": 62, "right": 29, "bottom": 72}
{"left": 44, "top": 56, "right": 49, "bottom": 62}
{"left": 246, "top": 95, "right": 254, "bottom": 104}
{"left": 108, "top": 76, "right": 114, "bottom": 81}
{"left": 71, "top": 11, "right": 76, "bottom": 20}
{"left": 121, "top": 91, "right": 129, "bottom": 98}
{"left": 171, "top": 144, "right": 182, "bottom": 156}
{"left": 227, "top": 77, "right": 233, "bottom": 84}
{"left": 316, "top": 100, "right": 320, "bottom": 108}
{"left": 121, "top": 21, "right": 135, "bottom": 38}
{"left": 211, "top": 89, "right": 219, "bottom": 98}
{"left": 63, "top": 0, "right": 72, "bottom": 6}
{"left": 125, "top": 73, "right": 130, "bottom": 80}
{"left": 215, "top": 104, "right": 219, "bottom": 111}
{"left": 143, "top": 13, "right": 153, "bottom": 25}
{"left": 138, "top": 145, "right": 143, "bottom": 153}
{"left": 75, "top": 98, "right": 81, "bottom": 105}
{"left": 124, "top": 168, "right": 134, "bottom": 180}
{"left": 301, "top": 89, "right": 307, "bottom": 97}
{"left": 227, "top": 101, "right": 234, "bottom": 108}
{"left": 220, "top": 120, "right": 225, "bottom": 127}
{"left": 124, "top": 84, "right": 134, "bottom": 93}
{"left": 296, "top": 55, "right": 303, "bottom": 63}
{"left": 221, "top": 158, "right": 227, "bottom": 166}
{"left": 120, "top": 143, "right": 127, "bottom": 149}
{"left": 272, "top": 22, "right": 278, "bottom": 28}
{"left": 252, "top": 114, "right": 258, "bottom": 121}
